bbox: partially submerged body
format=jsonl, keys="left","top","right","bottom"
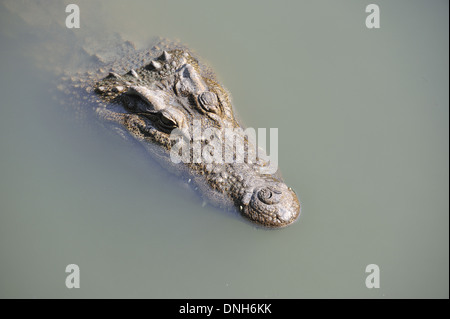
{"left": 90, "top": 45, "right": 301, "bottom": 227}
{"left": 3, "top": 2, "right": 300, "bottom": 227}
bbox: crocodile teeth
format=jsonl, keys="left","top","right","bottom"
{"left": 159, "top": 50, "right": 171, "bottom": 62}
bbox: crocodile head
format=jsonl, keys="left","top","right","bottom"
{"left": 95, "top": 50, "right": 236, "bottom": 136}
{"left": 94, "top": 49, "right": 300, "bottom": 228}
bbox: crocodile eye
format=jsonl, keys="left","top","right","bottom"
{"left": 257, "top": 187, "right": 282, "bottom": 205}
{"left": 160, "top": 115, "right": 176, "bottom": 127}
{"left": 198, "top": 91, "right": 219, "bottom": 113}
{"left": 158, "top": 111, "right": 178, "bottom": 130}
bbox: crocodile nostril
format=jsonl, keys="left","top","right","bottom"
{"left": 241, "top": 184, "right": 300, "bottom": 227}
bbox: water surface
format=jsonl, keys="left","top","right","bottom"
{"left": 0, "top": 0, "right": 448, "bottom": 298}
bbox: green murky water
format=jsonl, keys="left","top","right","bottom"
{"left": 0, "top": 0, "right": 448, "bottom": 298}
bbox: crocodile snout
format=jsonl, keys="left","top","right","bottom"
{"left": 241, "top": 183, "right": 301, "bottom": 228}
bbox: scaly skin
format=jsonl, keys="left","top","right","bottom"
{"left": 92, "top": 48, "right": 301, "bottom": 228}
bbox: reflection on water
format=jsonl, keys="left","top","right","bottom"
{"left": 0, "top": 0, "right": 448, "bottom": 298}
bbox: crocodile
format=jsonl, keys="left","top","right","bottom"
{"left": 90, "top": 47, "right": 300, "bottom": 228}
{"left": 2, "top": 2, "right": 301, "bottom": 228}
